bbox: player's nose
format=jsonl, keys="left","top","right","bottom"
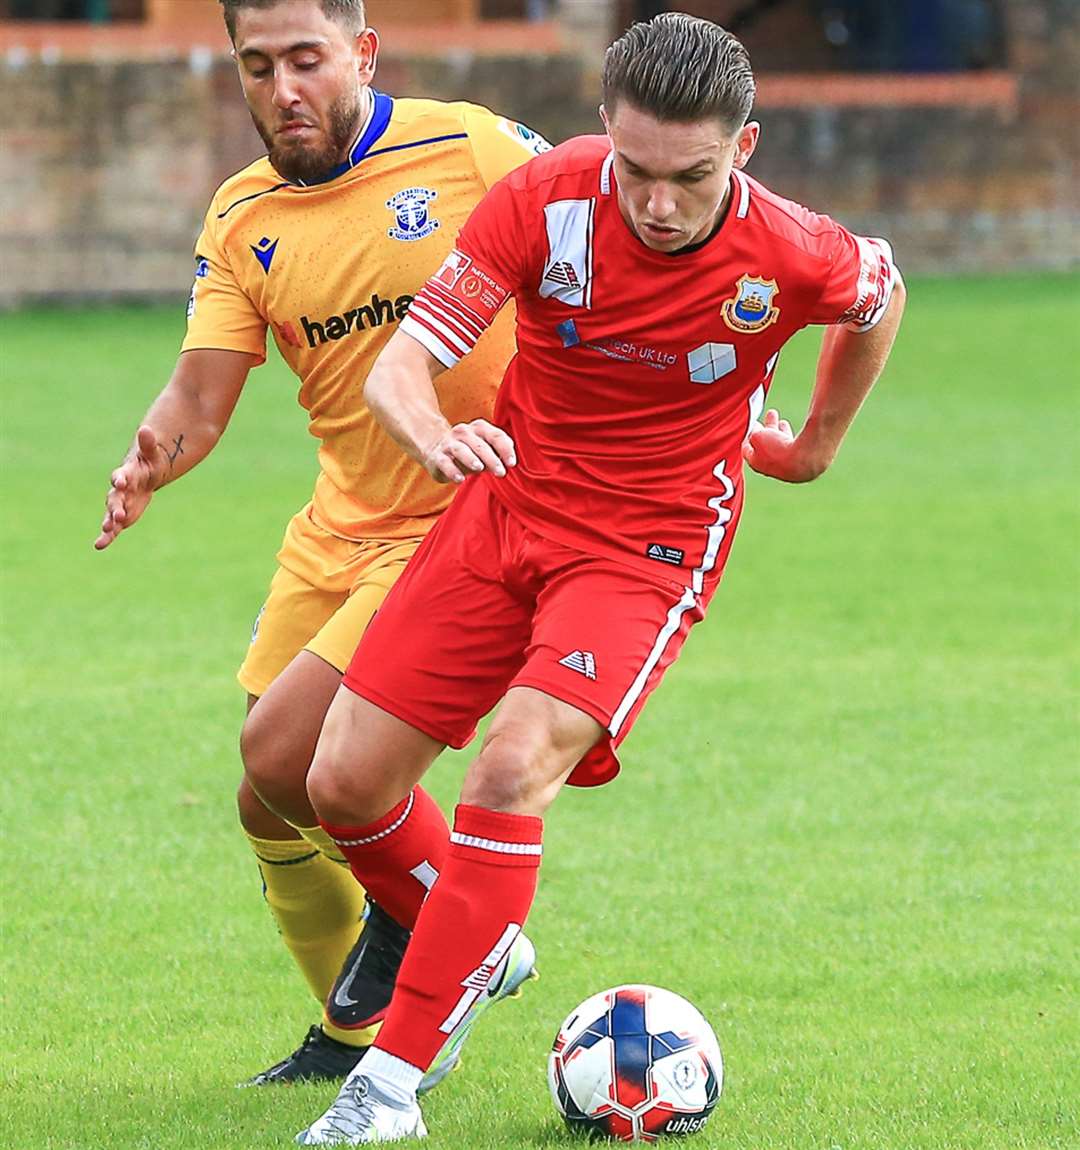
{"left": 645, "top": 182, "right": 677, "bottom": 221}
{"left": 271, "top": 68, "right": 301, "bottom": 109}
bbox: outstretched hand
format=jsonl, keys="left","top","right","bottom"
{"left": 742, "top": 408, "right": 832, "bottom": 484}
{"left": 423, "top": 418, "right": 517, "bottom": 485}
{"left": 94, "top": 426, "right": 170, "bottom": 550}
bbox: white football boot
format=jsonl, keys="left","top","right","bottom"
{"left": 297, "top": 932, "right": 537, "bottom": 1144}
{"left": 294, "top": 1070, "right": 427, "bottom": 1146}
{"left": 420, "top": 930, "right": 537, "bottom": 1091}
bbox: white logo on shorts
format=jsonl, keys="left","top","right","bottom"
{"left": 558, "top": 650, "right": 597, "bottom": 680}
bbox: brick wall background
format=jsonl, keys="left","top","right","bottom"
{"left": 0, "top": 0, "right": 1075, "bottom": 305}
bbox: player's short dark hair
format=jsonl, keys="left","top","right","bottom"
{"left": 603, "top": 13, "right": 755, "bottom": 132}
{"left": 220, "top": 0, "right": 366, "bottom": 42}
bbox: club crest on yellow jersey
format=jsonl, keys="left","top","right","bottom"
{"left": 721, "top": 275, "right": 780, "bottom": 333}
{"left": 387, "top": 187, "right": 440, "bottom": 242}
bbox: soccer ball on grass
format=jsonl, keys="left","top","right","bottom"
{"left": 547, "top": 984, "right": 723, "bottom": 1143}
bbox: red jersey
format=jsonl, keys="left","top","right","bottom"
{"left": 402, "top": 135, "right": 898, "bottom": 589}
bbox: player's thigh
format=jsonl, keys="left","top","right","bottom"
{"left": 309, "top": 685, "right": 446, "bottom": 825}
{"left": 512, "top": 559, "right": 705, "bottom": 786}
{"left": 461, "top": 685, "right": 605, "bottom": 814}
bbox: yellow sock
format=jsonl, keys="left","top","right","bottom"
{"left": 296, "top": 826, "right": 384, "bottom": 1049}
{"left": 245, "top": 830, "right": 367, "bottom": 1013}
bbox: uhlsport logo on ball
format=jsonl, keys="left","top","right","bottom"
{"left": 548, "top": 984, "right": 723, "bottom": 1143}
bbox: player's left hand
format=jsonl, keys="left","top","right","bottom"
{"left": 742, "top": 409, "right": 833, "bottom": 484}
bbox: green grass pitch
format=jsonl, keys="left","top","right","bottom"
{"left": 1, "top": 274, "right": 1077, "bottom": 1149}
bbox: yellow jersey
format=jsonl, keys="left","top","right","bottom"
{"left": 182, "top": 93, "right": 550, "bottom": 540}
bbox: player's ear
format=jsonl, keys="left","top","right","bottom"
{"left": 599, "top": 103, "right": 611, "bottom": 136}
{"left": 732, "top": 120, "right": 760, "bottom": 170}
{"left": 354, "top": 26, "right": 379, "bottom": 84}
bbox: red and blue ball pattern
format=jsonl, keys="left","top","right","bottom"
{"left": 548, "top": 985, "right": 722, "bottom": 1143}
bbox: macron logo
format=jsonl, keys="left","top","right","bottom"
{"left": 558, "top": 650, "right": 597, "bottom": 680}
{"left": 251, "top": 236, "right": 279, "bottom": 274}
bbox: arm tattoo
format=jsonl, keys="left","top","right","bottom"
{"left": 167, "top": 434, "right": 185, "bottom": 469}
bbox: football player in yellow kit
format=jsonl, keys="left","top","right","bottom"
{"left": 94, "top": 0, "right": 549, "bottom": 1085}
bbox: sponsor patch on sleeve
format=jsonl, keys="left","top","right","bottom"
{"left": 838, "top": 235, "right": 896, "bottom": 330}
{"left": 433, "top": 249, "right": 472, "bottom": 291}
{"left": 186, "top": 255, "right": 211, "bottom": 318}
{"left": 497, "top": 117, "right": 552, "bottom": 157}
{"left": 433, "top": 249, "right": 509, "bottom": 324}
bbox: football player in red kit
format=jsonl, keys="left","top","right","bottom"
{"left": 296, "top": 13, "right": 905, "bottom": 1144}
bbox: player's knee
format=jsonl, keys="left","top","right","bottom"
{"left": 236, "top": 773, "right": 285, "bottom": 836}
{"left": 308, "top": 735, "right": 427, "bottom": 826}
{"left": 462, "top": 728, "right": 555, "bottom": 814}
{"left": 306, "top": 739, "right": 381, "bottom": 824}
{"left": 239, "top": 703, "right": 297, "bottom": 811}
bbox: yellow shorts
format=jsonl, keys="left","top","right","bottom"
{"left": 237, "top": 505, "right": 424, "bottom": 698}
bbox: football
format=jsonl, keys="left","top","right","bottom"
{"left": 547, "top": 984, "right": 723, "bottom": 1143}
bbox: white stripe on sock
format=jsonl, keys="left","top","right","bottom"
{"left": 449, "top": 832, "right": 542, "bottom": 856}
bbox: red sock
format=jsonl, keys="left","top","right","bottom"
{"left": 373, "top": 803, "right": 543, "bottom": 1071}
{"left": 320, "top": 787, "right": 449, "bottom": 929}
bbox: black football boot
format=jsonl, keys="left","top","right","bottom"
{"left": 241, "top": 901, "right": 410, "bottom": 1086}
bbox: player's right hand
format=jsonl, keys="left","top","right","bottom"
{"left": 423, "top": 419, "right": 517, "bottom": 485}
{"left": 94, "top": 425, "right": 168, "bottom": 550}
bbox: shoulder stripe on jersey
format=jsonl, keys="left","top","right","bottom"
{"left": 217, "top": 183, "right": 291, "bottom": 219}
{"left": 216, "top": 133, "right": 467, "bottom": 214}
{"left": 734, "top": 170, "right": 751, "bottom": 219}
{"left": 363, "top": 132, "right": 468, "bottom": 164}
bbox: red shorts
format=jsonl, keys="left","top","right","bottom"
{"left": 342, "top": 479, "right": 712, "bottom": 786}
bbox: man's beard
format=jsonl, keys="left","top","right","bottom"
{"left": 252, "top": 88, "right": 364, "bottom": 184}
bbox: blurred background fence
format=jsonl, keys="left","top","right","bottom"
{"left": 0, "top": 0, "right": 1076, "bottom": 305}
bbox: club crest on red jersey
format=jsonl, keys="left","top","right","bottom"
{"left": 721, "top": 275, "right": 780, "bottom": 333}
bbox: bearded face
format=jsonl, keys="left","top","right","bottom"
{"left": 232, "top": 1, "right": 377, "bottom": 185}
{"left": 250, "top": 84, "right": 364, "bottom": 184}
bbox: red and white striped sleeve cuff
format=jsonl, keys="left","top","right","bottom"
{"left": 841, "top": 235, "right": 900, "bottom": 332}
{"left": 401, "top": 249, "right": 511, "bottom": 368}
{"left": 401, "top": 283, "right": 484, "bottom": 368}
